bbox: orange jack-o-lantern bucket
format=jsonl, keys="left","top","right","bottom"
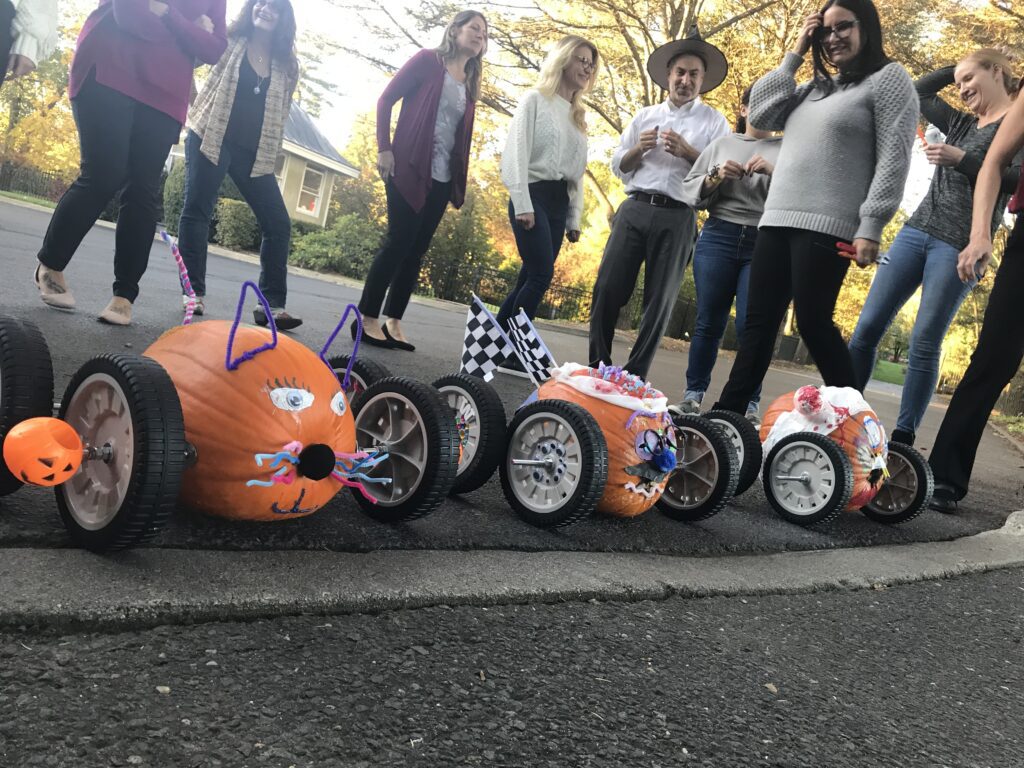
{"left": 761, "top": 386, "right": 887, "bottom": 511}
{"left": 537, "top": 364, "right": 676, "bottom": 517}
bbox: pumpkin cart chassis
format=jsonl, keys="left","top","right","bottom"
{"left": 0, "top": 312, "right": 460, "bottom": 552}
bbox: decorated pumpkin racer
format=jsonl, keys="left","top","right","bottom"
{"left": 750, "top": 385, "right": 933, "bottom": 526}
{"left": 0, "top": 284, "right": 459, "bottom": 552}
{"left": 438, "top": 298, "right": 738, "bottom": 528}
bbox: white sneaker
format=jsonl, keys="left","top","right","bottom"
{"left": 182, "top": 295, "right": 205, "bottom": 316}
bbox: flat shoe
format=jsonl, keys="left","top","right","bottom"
{"left": 351, "top": 320, "right": 395, "bottom": 348}
{"left": 34, "top": 264, "right": 76, "bottom": 310}
{"left": 382, "top": 324, "right": 415, "bottom": 352}
{"left": 97, "top": 297, "right": 132, "bottom": 326}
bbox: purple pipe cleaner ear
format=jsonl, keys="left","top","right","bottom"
{"left": 319, "top": 304, "right": 362, "bottom": 389}
{"left": 225, "top": 281, "right": 278, "bottom": 371}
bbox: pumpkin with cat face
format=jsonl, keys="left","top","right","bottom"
{"left": 537, "top": 364, "right": 676, "bottom": 517}
{"left": 145, "top": 321, "right": 356, "bottom": 521}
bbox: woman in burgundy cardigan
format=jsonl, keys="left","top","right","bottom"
{"left": 355, "top": 9, "right": 487, "bottom": 351}
{"left": 33, "top": 0, "right": 228, "bottom": 326}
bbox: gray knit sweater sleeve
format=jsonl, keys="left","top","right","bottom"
{"left": 748, "top": 53, "right": 814, "bottom": 132}
{"left": 856, "top": 63, "right": 919, "bottom": 242}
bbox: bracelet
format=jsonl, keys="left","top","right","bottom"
{"left": 706, "top": 164, "right": 721, "bottom": 182}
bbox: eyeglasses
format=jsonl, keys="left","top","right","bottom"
{"left": 573, "top": 55, "right": 596, "bottom": 72}
{"left": 816, "top": 19, "right": 858, "bottom": 41}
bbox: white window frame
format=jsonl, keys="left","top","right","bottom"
{"left": 297, "top": 164, "right": 326, "bottom": 218}
{"left": 274, "top": 153, "right": 289, "bottom": 192}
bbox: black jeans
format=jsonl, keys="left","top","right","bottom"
{"left": 358, "top": 178, "right": 451, "bottom": 320}
{"left": 714, "top": 227, "right": 855, "bottom": 413}
{"left": 496, "top": 180, "right": 569, "bottom": 327}
{"left": 178, "top": 131, "right": 292, "bottom": 308}
{"left": 929, "top": 220, "right": 1024, "bottom": 500}
{"left": 37, "top": 74, "right": 181, "bottom": 303}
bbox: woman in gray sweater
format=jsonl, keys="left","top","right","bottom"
{"left": 711, "top": 0, "right": 918, "bottom": 416}
{"left": 674, "top": 84, "right": 782, "bottom": 425}
{"left": 848, "top": 49, "right": 1019, "bottom": 447}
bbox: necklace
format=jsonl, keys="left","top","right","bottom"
{"left": 254, "top": 73, "right": 266, "bottom": 95}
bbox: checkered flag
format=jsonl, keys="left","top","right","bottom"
{"left": 508, "top": 309, "right": 557, "bottom": 385}
{"left": 460, "top": 294, "right": 514, "bottom": 382}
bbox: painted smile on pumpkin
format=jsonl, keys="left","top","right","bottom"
{"left": 271, "top": 488, "right": 317, "bottom": 516}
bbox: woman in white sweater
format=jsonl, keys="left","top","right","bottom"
{"left": 495, "top": 35, "right": 600, "bottom": 339}
{"left": 1, "top": 0, "right": 58, "bottom": 85}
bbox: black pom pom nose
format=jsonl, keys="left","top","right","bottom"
{"left": 297, "top": 443, "right": 336, "bottom": 481}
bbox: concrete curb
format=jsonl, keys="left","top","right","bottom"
{"left": 3, "top": 511, "right": 1022, "bottom": 633}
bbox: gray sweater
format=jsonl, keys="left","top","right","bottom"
{"left": 749, "top": 52, "right": 919, "bottom": 243}
{"left": 680, "top": 133, "right": 784, "bottom": 226}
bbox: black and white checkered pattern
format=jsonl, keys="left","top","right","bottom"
{"left": 460, "top": 294, "right": 514, "bottom": 382}
{"left": 508, "top": 309, "right": 557, "bottom": 385}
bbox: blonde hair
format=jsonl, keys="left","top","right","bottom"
{"left": 961, "top": 48, "right": 1019, "bottom": 95}
{"left": 534, "top": 35, "right": 600, "bottom": 132}
{"left": 435, "top": 10, "right": 487, "bottom": 102}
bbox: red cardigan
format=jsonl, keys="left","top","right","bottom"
{"left": 377, "top": 49, "right": 476, "bottom": 212}
{"left": 70, "top": 0, "right": 228, "bottom": 125}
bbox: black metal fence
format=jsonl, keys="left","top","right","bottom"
{"left": 0, "top": 163, "right": 70, "bottom": 202}
{"left": 469, "top": 266, "right": 593, "bottom": 323}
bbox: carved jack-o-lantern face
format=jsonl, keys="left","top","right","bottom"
{"left": 145, "top": 322, "right": 357, "bottom": 521}
{"left": 538, "top": 365, "right": 675, "bottom": 518}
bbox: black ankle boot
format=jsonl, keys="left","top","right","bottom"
{"left": 889, "top": 428, "right": 915, "bottom": 446}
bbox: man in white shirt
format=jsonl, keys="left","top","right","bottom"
{"left": 588, "top": 30, "right": 730, "bottom": 380}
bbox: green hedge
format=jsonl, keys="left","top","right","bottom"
{"left": 289, "top": 212, "right": 382, "bottom": 279}
{"left": 214, "top": 198, "right": 261, "bottom": 251}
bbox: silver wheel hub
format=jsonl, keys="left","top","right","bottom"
{"left": 662, "top": 426, "right": 720, "bottom": 509}
{"left": 354, "top": 392, "right": 427, "bottom": 507}
{"left": 441, "top": 387, "right": 481, "bottom": 476}
{"left": 60, "top": 373, "right": 134, "bottom": 530}
{"left": 769, "top": 441, "right": 837, "bottom": 516}
{"left": 867, "top": 452, "right": 917, "bottom": 514}
{"left": 507, "top": 413, "right": 581, "bottom": 514}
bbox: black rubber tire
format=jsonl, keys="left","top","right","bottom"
{"left": 704, "top": 409, "right": 762, "bottom": 497}
{"left": 327, "top": 354, "right": 391, "bottom": 401}
{"left": 656, "top": 414, "right": 738, "bottom": 522}
{"left": 350, "top": 376, "right": 459, "bottom": 523}
{"left": 500, "top": 399, "right": 607, "bottom": 529}
{"left": 0, "top": 317, "right": 55, "bottom": 497}
{"left": 433, "top": 373, "right": 507, "bottom": 495}
{"left": 861, "top": 441, "right": 934, "bottom": 524}
{"left": 56, "top": 354, "right": 186, "bottom": 552}
{"left": 763, "top": 431, "right": 853, "bottom": 526}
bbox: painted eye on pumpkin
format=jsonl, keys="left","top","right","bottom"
{"left": 330, "top": 391, "right": 347, "bottom": 416}
{"left": 269, "top": 387, "right": 315, "bottom": 412}
{"left": 635, "top": 430, "right": 660, "bottom": 461}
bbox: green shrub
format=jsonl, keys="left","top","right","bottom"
{"left": 162, "top": 163, "right": 186, "bottom": 235}
{"left": 214, "top": 198, "right": 260, "bottom": 251}
{"left": 289, "top": 212, "right": 383, "bottom": 278}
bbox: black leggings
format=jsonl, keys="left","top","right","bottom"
{"left": 37, "top": 74, "right": 181, "bottom": 302}
{"left": 358, "top": 178, "right": 451, "bottom": 320}
{"left": 714, "top": 227, "right": 855, "bottom": 413}
{"left": 929, "top": 219, "right": 1024, "bottom": 500}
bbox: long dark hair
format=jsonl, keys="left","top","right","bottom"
{"left": 228, "top": 0, "right": 299, "bottom": 80}
{"left": 736, "top": 83, "right": 754, "bottom": 132}
{"left": 810, "top": 0, "right": 890, "bottom": 94}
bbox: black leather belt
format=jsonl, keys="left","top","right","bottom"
{"left": 629, "top": 191, "right": 686, "bottom": 209}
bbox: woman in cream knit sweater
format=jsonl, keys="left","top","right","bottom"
{"left": 495, "top": 35, "right": 601, "bottom": 356}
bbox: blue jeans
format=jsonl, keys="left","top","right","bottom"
{"left": 849, "top": 226, "right": 975, "bottom": 436}
{"left": 497, "top": 180, "right": 569, "bottom": 326}
{"left": 685, "top": 217, "right": 761, "bottom": 411}
{"left": 178, "top": 130, "right": 292, "bottom": 308}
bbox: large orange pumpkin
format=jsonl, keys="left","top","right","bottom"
{"left": 760, "top": 386, "right": 887, "bottom": 511}
{"left": 537, "top": 364, "right": 675, "bottom": 517}
{"left": 145, "top": 321, "right": 357, "bottom": 521}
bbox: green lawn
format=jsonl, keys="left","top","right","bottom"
{"left": 872, "top": 359, "right": 906, "bottom": 386}
{"left": 0, "top": 190, "right": 56, "bottom": 208}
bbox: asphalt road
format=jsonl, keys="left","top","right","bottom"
{"left": 2, "top": 567, "right": 1022, "bottom": 767}
{"left": 1, "top": 200, "right": 1022, "bottom": 556}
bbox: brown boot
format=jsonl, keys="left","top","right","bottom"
{"left": 34, "top": 264, "right": 76, "bottom": 309}
{"left": 98, "top": 297, "right": 132, "bottom": 326}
